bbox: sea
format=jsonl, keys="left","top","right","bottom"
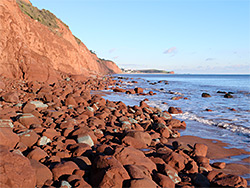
{"left": 102, "top": 74, "right": 250, "bottom": 152}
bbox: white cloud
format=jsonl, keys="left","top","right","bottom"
{"left": 163, "top": 47, "right": 177, "bottom": 54}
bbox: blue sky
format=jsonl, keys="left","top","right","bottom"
{"left": 31, "top": 0, "right": 249, "bottom": 74}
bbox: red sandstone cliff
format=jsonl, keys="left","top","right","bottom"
{"left": 0, "top": 0, "right": 122, "bottom": 83}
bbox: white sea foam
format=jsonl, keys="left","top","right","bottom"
{"left": 175, "top": 112, "right": 250, "bottom": 136}
{"left": 109, "top": 74, "right": 250, "bottom": 151}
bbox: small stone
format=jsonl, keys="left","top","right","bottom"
{"left": 202, "top": 93, "right": 211, "bottom": 97}
{"left": 126, "top": 131, "right": 152, "bottom": 146}
{"left": 0, "top": 127, "right": 19, "bottom": 148}
{"left": 18, "top": 130, "right": 39, "bottom": 147}
{"left": 77, "top": 134, "right": 94, "bottom": 147}
{"left": 113, "top": 87, "right": 126, "bottom": 92}
{"left": 134, "top": 87, "right": 144, "bottom": 94}
{"left": 61, "top": 180, "right": 72, "bottom": 188}
{"left": 153, "top": 173, "right": 175, "bottom": 188}
{"left": 168, "top": 107, "right": 182, "bottom": 114}
{"left": 43, "top": 128, "right": 60, "bottom": 140}
{"left": 30, "top": 101, "right": 48, "bottom": 108}
{"left": 37, "top": 136, "right": 52, "bottom": 146}
{"left": 212, "top": 162, "right": 226, "bottom": 169}
{"left": 27, "top": 147, "right": 48, "bottom": 162}
{"left": 224, "top": 93, "right": 233, "bottom": 98}
{"left": 205, "top": 108, "right": 213, "bottom": 112}
{"left": 18, "top": 113, "right": 41, "bottom": 128}
{"left": 2, "top": 92, "right": 19, "bottom": 103}
{"left": 193, "top": 143, "right": 208, "bottom": 157}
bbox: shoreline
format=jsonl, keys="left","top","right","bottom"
{"left": 169, "top": 136, "right": 250, "bottom": 181}
{"left": 0, "top": 74, "right": 249, "bottom": 187}
{"left": 94, "top": 86, "right": 250, "bottom": 183}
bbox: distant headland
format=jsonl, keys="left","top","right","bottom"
{"left": 121, "top": 68, "right": 174, "bottom": 74}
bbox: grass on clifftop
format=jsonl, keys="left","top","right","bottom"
{"left": 17, "top": 0, "right": 62, "bottom": 29}
{"left": 16, "top": 0, "right": 85, "bottom": 44}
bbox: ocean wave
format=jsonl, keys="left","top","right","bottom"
{"left": 174, "top": 112, "right": 250, "bottom": 137}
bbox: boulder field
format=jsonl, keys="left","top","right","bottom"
{"left": 0, "top": 75, "right": 247, "bottom": 188}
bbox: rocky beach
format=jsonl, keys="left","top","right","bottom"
{"left": 0, "top": 74, "right": 249, "bottom": 188}
{"left": 0, "top": 0, "right": 249, "bottom": 187}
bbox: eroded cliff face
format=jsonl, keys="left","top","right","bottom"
{"left": 0, "top": 0, "right": 121, "bottom": 83}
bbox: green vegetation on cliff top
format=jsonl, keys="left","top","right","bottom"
{"left": 16, "top": 0, "right": 82, "bottom": 44}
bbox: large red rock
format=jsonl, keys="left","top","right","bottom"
{"left": 126, "top": 131, "right": 152, "bottom": 146}
{"left": 90, "top": 155, "right": 130, "bottom": 188}
{"left": 193, "top": 143, "right": 208, "bottom": 157}
{"left": 113, "top": 87, "right": 126, "bottom": 92}
{"left": 153, "top": 173, "right": 175, "bottom": 188}
{"left": 0, "top": 146, "right": 36, "bottom": 188}
{"left": 122, "top": 136, "right": 147, "bottom": 149}
{"left": 165, "top": 119, "right": 186, "bottom": 128}
{"left": 0, "top": 126, "right": 19, "bottom": 149}
{"left": 0, "top": 0, "right": 121, "bottom": 83}
{"left": 51, "top": 161, "right": 79, "bottom": 180}
{"left": 168, "top": 107, "right": 182, "bottom": 114}
{"left": 113, "top": 146, "right": 156, "bottom": 173}
{"left": 18, "top": 130, "right": 40, "bottom": 147}
{"left": 42, "top": 128, "right": 61, "bottom": 140}
{"left": 29, "top": 159, "right": 53, "bottom": 187}
{"left": 2, "top": 92, "right": 19, "bottom": 103}
{"left": 134, "top": 87, "right": 144, "bottom": 94}
{"left": 212, "top": 162, "right": 226, "bottom": 169}
{"left": 125, "top": 178, "right": 158, "bottom": 188}
{"left": 161, "top": 150, "right": 187, "bottom": 172}
{"left": 125, "top": 164, "right": 151, "bottom": 179}
{"left": 27, "top": 147, "right": 49, "bottom": 162}
{"left": 18, "top": 113, "right": 41, "bottom": 128}
{"left": 194, "top": 156, "right": 212, "bottom": 172}
{"left": 209, "top": 172, "right": 247, "bottom": 188}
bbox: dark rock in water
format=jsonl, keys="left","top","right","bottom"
{"left": 230, "top": 108, "right": 237, "bottom": 111}
{"left": 134, "top": 87, "right": 144, "bottom": 94}
{"left": 201, "top": 93, "right": 211, "bottom": 97}
{"left": 113, "top": 87, "right": 126, "bottom": 92}
{"left": 217, "top": 91, "right": 227, "bottom": 94}
{"left": 168, "top": 106, "right": 182, "bottom": 114}
{"left": 224, "top": 93, "right": 233, "bottom": 98}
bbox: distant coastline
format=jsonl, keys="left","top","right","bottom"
{"left": 121, "top": 68, "right": 174, "bottom": 74}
